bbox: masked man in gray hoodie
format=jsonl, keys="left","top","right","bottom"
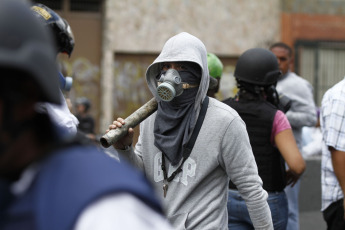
{"left": 108, "top": 32, "right": 273, "bottom": 230}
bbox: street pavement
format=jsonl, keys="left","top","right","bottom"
{"left": 300, "top": 211, "right": 326, "bottom": 230}
{"left": 299, "top": 156, "right": 327, "bottom": 230}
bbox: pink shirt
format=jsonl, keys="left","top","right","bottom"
{"left": 271, "top": 110, "right": 291, "bottom": 144}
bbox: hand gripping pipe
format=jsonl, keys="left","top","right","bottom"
{"left": 100, "top": 77, "right": 218, "bottom": 148}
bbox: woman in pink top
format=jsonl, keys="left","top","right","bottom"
{"left": 223, "top": 48, "right": 305, "bottom": 230}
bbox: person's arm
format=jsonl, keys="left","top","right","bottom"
{"left": 223, "top": 117, "right": 273, "bottom": 230}
{"left": 285, "top": 81, "right": 317, "bottom": 128}
{"left": 106, "top": 118, "right": 144, "bottom": 170}
{"left": 107, "top": 117, "right": 134, "bottom": 150}
{"left": 275, "top": 129, "right": 305, "bottom": 186}
{"left": 273, "top": 110, "right": 305, "bottom": 186}
{"left": 286, "top": 110, "right": 316, "bottom": 128}
{"left": 330, "top": 147, "right": 345, "bottom": 219}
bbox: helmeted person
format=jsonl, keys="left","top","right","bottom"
{"left": 223, "top": 48, "right": 305, "bottom": 229}
{"left": 0, "top": 1, "right": 173, "bottom": 229}
{"left": 206, "top": 53, "right": 223, "bottom": 98}
{"left": 107, "top": 32, "right": 274, "bottom": 229}
{"left": 75, "top": 97, "right": 96, "bottom": 141}
{"left": 31, "top": 3, "right": 79, "bottom": 138}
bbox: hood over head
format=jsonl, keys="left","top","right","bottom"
{"left": 146, "top": 32, "right": 210, "bottom": 166}
{"left": 146, "top": 32, "right": 209, "bottom": 110}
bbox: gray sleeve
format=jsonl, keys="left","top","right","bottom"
{"left": 221, "top": 117, "right": 273, "bottom": 230}
{"left": 286, "top": 81, "right": 317, "bottom": 128}
{"left": 116, "top": 144, "right": 145, "bottom": 171}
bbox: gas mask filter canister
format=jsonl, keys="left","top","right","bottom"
{"left": 59, "top": 72, "right": 73, "bottom": 92}
{"left": 156, "top": 69, "right": 184, "bottom": 102}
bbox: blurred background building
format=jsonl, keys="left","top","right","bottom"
{"left": 31, "top": 0, "right": 345, "bottom": 134}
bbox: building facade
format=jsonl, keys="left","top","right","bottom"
{"left": 32, "top": 0, "right": 345, "bottom": 136}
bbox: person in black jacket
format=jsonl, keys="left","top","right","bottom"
{"left": 223, "top": 48, "right": 305, "bottom": 230}
{"left": 75, "top": 97, "right": 96, "bottom": 141}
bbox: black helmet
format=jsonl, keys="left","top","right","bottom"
{"left": 234, "top": 48, "right": 281, "bottom": 86}
{"left": 0, "top": 0, "right": 60, "bottom": 104}
{"left": 31, "top": 3, "right": 74, "bottom": 56}
{"left": 76, "top": 97, "right": 91, "bottom": 112}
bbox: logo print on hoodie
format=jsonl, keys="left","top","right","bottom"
{"left": 154, "top": 152, "right": 196, "bottom": 186}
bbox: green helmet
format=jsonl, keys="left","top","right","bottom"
{"left": 207, "top": 53, "right": 223, "bottom": 79}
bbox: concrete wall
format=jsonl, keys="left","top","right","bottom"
{"left": 99, "top": 0, "right": 281, "bottom": 131}
{"left": 107, "top": 0, "right": 281, "bottom": 55}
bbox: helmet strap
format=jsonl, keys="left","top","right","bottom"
{"left": 237, "top": 80, "right": 264, "bottom": 96}
{"left": 265, "top": 85, "right": 280, "bottom": 107}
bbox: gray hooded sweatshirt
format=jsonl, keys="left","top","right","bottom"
{"left": 118, "top": 32, "right": 273, "bottom": 230}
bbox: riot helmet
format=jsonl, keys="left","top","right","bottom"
{"left": 207, "top": 53, "right": 223, "bottom": 79}
{"left": 234, "top": 48, "right": 281, "bottom": 86}
{"left": 31, "top": 3, "right": 75, "bottom": 56}
{"left": 76, "top": 97, "right": 91, "bottom": 112}
{"left": 0, "top": 0, "right": 60, "bottom": 104}
{"left": 234, "top": 48, "right": 283, "bottom": 107}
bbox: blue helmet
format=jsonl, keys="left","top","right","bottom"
{"left": 31, "top": 3, "right": 75, "bottom": 57}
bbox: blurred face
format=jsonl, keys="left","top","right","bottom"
{"left": 270, "top": 47, "right": 292, "bottom": 75}
{"left": 76, "top": 104, "right": 86, "bottom": 114}
{"left": 162, "top": 62, "right": 188, "bottom": 71}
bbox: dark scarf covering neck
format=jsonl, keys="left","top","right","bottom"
{"left": 154, "top": 67, "right": 201, "bottom": 166}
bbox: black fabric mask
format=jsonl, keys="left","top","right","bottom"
{"left": 154, "top": 66, "right": 201, "bottom": 166}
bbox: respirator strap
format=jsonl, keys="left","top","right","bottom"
{"left": 157, "top": 82, "right": 199, "bottom": 89}
{"left": 183, "top": 96, "right": 209, "bottom": 158}
{"left": 266, "top": 85, "right": 280, "bottom": 108}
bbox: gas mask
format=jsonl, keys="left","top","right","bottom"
{"left": 156, "top": 69, "right": 199, "bottom": 102}
{"left": 59, "top": 72, "right": 73, "bottom": 92}
{"left": 62, "top": 76, "right": 73, "bottom": 91}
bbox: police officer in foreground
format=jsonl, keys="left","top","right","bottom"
{"left": 31, "top": 3, "right": 79, "bottom": 138}
{"left": 0, "top": 1, "right": 173, "bottom": 229}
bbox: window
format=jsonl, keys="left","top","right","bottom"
{"left": 295, "top": 41, "right": 345, "bottom": 106}
{"left": 32, "top": 0, "right": 63, "bottom": 10}
{"left": 70, "top": 0, "right": 101, "bottom": 12}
